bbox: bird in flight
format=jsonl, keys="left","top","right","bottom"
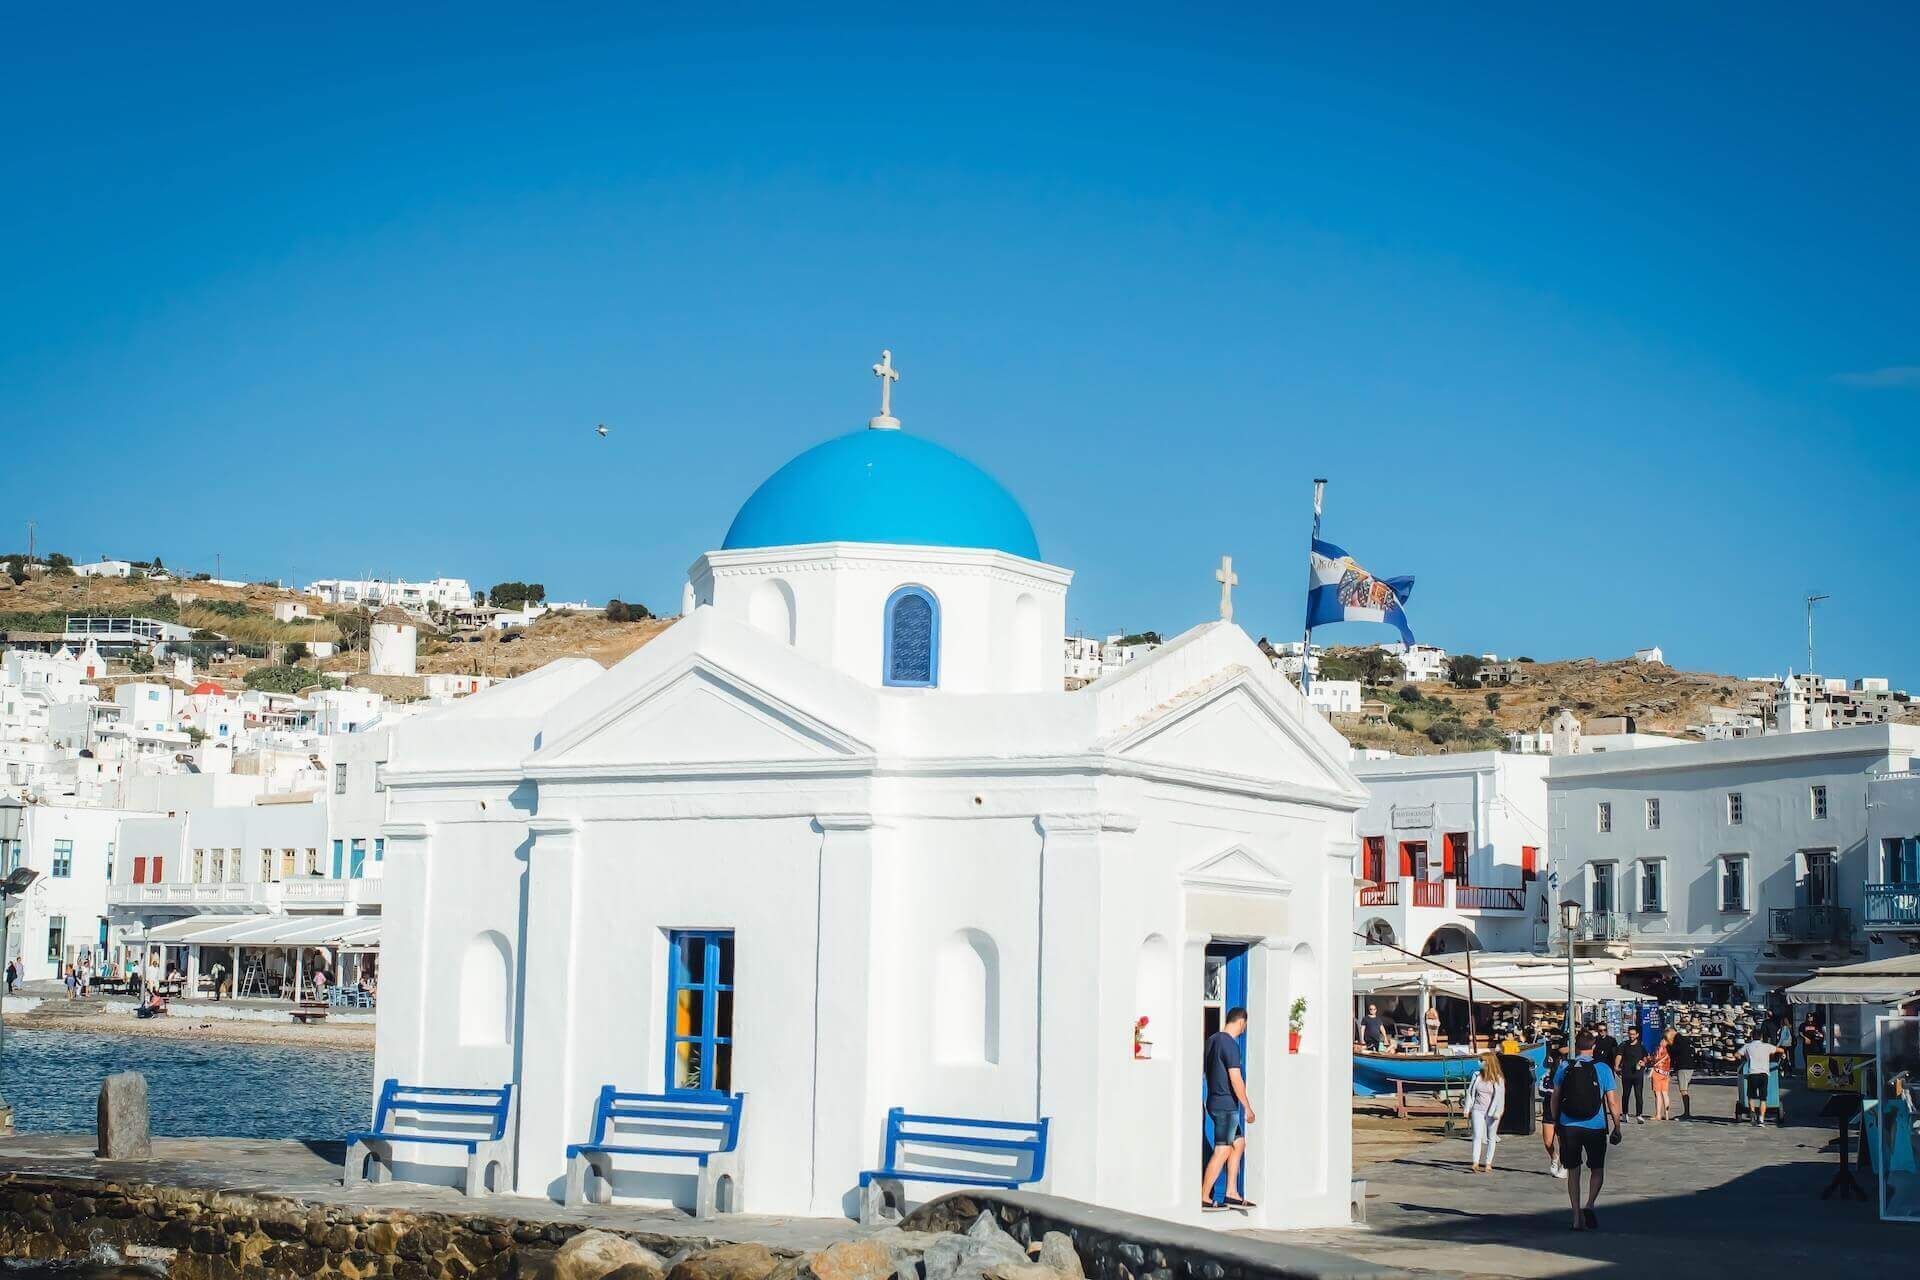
{"left": 595, "top": 423, "right": 609, "bottom": 438}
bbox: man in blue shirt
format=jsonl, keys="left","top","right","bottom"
{"left": 1549, "top": 1031, "right": 1620, "bottom": 1231}
{"left": 1200, "top": 1007, "right": 1256, "bottom": 1211}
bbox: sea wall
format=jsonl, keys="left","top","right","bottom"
{"left": 0, "top": 1167, "right": 799, "bottom": 1280}
{"left": 902, "top": 1191, "right": 1395, "bottom": 1280}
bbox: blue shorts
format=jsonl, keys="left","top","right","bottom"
{"left": 1208, "top": 1106, "right": 1243, "bottom": 1146}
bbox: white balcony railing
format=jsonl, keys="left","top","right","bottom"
{"left": 106, "top": 881, "right": 275, "bottom": 910}
{"left": 280, "top": 877, "right": 384, "bottom": 907}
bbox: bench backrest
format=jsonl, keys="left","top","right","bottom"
{"left": 370, "top": 1079, "right": 513, "bottom": 1142}
{"left": 879, "top": 1107, "right": 1049, "bottom": 1183}
{"left": 587, "top": 1088, "right": 743, "bottom": 1154}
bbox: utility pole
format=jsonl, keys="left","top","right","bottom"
{"left": 25, "top": 521, "right": 34, "bottom": 567}
{"left": 1806, "top": 593, "right": 1830, "bottom": 675}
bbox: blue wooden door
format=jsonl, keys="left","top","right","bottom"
{"left": 1202, "top": 941, "right": 1251, "bottom": 1202}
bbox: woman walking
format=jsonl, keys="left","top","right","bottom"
{"left": 1467, "top": 1051, "right": 1507, "bottom": 1172}
{"left": 1651, "top": 1027, "right": 1676, "bottom": 1121}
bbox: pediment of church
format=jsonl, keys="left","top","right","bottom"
{"left": 530, "top": 657, "right": 870, "bottom": 770}
{"left": 1109, "top": 675, "right": 1353, "bottom": 796}
{"left": 1182, "top": 844, "right": 1294, "bottom": 897}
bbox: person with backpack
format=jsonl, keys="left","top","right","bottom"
{"left": 1549, "top": 1031, "right": 1620, "bottom": 1231}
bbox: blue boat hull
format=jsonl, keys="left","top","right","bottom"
{"left": 1352, "top": 1042, "right": 1547, "bottom": 1097}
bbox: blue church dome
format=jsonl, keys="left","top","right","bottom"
{"left": 722, "top": 428, "right": 1042, "bottom": 561}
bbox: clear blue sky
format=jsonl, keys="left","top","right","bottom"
{"left": 8, "top": 5, "right": 1916, "bottom": 686}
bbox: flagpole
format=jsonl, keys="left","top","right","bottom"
{"left": 1301, "top": 478, "right": 1326, "bottom": 695}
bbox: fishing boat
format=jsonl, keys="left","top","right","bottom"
{"left": 1352, "top": 1041, "right": 1548, "bottom": 1097}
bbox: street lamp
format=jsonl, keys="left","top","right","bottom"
{"left": 1560, "top": 898, "right": 1583, "bottom": 1040}
{"left": 0, "top": 862, "right": 42, "bottom": 1134}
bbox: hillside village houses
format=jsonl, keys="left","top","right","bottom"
{"left": 373, "top": 356, "right": 1361, "bottom": 1230}
{"left": 0, "top": 633, "right": 502, "bottom": 986}
{"left": 304, "top": 577, "right": 475, "bottom": 612}
{"left": 1382, "top": 641, "right": 1448, "bottom": 684}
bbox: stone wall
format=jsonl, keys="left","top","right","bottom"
{"left": 0, "top": 1169, "right": 800, "bottom": 1280}
{"left": 900, "top": 1192, "right": 1398, "bottom": 1280}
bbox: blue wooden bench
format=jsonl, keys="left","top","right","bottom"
{"left": 857, "top": 1107, "right": 1049, "bottom": 1225}
{"left": 343, "top": 1080, "right": 516, "bottom": 1197}
{"left": 564, "top": 1088, "right": 746, "bottom": 1217}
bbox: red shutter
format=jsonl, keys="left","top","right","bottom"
{"left": 133, "top": 857, "right": 147, "bottom": 884}
{"left": 1363, "top": 836, "right": 1385, "bottom": 884}
{"left": 152, "top": 856, "right": 163, "bottom": 883}
{"left": 1442, "top": 834, "right": 1457, "bottom": 877}
{"left": 1521, "top": 845, "right": 1538, "bottom": 880}
{"left": 1399, "top": 842, "right": 1414, "bottom": 877}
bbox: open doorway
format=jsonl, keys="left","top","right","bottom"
{"left": 1201, "top": 940, "right": 1250, "bottom": 1204}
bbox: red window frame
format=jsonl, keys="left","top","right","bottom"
{"left": 1363, "top": 836, "right": 1386, "bottom": 885}
{"left": 132, "top": 857, "right": 147, "bottom": 884}
{"left": 1521, "top": 845, "right": 1539, "bottom": 881}
{"left": 1444, "top": 832, "right": 1469, "bottom": 883}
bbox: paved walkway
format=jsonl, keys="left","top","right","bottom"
{"left": 1261, "top": 1079, "right": 1911, "bottom": 1276}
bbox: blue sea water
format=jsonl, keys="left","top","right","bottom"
{"left": 0, "top": 1028, "right": 373, "bottom": 1140}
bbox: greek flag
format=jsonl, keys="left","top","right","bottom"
{"left": 1305, "top": 537, "right": 1415, "bottom": 646}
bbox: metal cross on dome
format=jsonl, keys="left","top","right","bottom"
{"left": 870, "top": 349, "right": 900, "bottom": 427}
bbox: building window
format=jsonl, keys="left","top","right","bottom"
{"left": 1803, "top": 848, "right": 1837, "bottom": 906}
{"left": 1720, "top": 856, "right": 1749, "bottom": 912}
{"left": 1639, "top": 860, "right": 1666, "bottom": 913}
{"left": 280, "top": 849, "right": 296, "bottom": 879}
{"left": 334, "top": 763, "right": 348, "bottom": 795}
{"left": 331, "top": 840, "right": 344, "bottom": 878}
{"left": 1361, "top": 836, "right": 1385, "bottom": 884}
{"left": 260, "top": 849, "right": 272, "bottom": 881}
{"left": 304, "top": 848, "right": 320, "bottom": 876}
{"left": 882, "top": 585, "right": 940, "bottom": 688}
{"left": 1521, "top": 845, "right": 1539, "bottom": 881}
{"left": 1645, "top": 798, "right": 1660, "bottom": 831}
{"left": 133, "top": 856, "right": 148, "bottom": 885}
{"left": 105, "top": 842, "right": 114, "bottom": 881}
{"left": 51, "top": 839, "right": 73, "bottom": 878}
{"left": 1811, "top": 785, "right": 1828, "bottom": 820}
{"left": 210, "top": 849, "right": 226, "bottom": 882}
{"left": 47, "top": 915, "right": 66, "bottom": 964}
{"left": 350, "top": 838, "right": 367, "bottom": 878}
{"left": 1597, "top": 802, "right": 1612, "bottom": 833}
{"left": 1444, "top": 832, "right": 1470, "bottom": 883}
{"left": 665, "top": 930, "right": 735, "bottom": 1094}
{"left": 374, "top": 762, "right": 387, "bottom": 794}
{"left": 1885, "top": 837, "right": 1920, "bottom": 884}
{"left": 1591, "top": 862, "right": 1615, "bottom": 915}
{"left": 373, "top": 838, "right": 385, "bottom": 862}
{"left": 192, "top": 849, "right": 205, "bottom": 883}
{"left": 1727, "top": 792, "right": 1743, "bottom": 826}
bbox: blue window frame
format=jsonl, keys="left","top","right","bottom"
{"left": 882, "top": 585, "right": 939, "bottom": 687}
{"left": 349, "top": 838, "right": 367, "bottom": 879}
{"left": 374, "top": 838, "right": 385, "bottom": 863}
{"left": 331, "top": 840, "right": 344, "bottom": 878}
{"left": 51, "top": 839, "right": 73, "bottom": 878}
{"left": 664, "top": 930, "right": 735, "bottom": 1094}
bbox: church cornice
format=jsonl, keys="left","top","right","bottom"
{"left": 691, "top": 542, "right": 1073, "bottom": 592}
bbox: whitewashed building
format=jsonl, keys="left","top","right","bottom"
{"left": 305, "top": 577, "right": 474, "bottom": 611}
{"left": 1351, "top": 752, "right": 1551, "bottom": 956}
{"left": 1306, "top": 679, "right": 1362, "bottom": 717}
{"left": 1547, "top": 725, "right": 1920, "bottom": 1000}
{"left": 1383, "top": 642, "right": 1448, "bottom": 684}
{"left": 375, "top": 364, "right": 1363, "bottom": 1229}
{"left": 5, "top": 802, "right": 152, "bottom": 981}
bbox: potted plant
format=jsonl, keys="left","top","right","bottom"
{"left": 1133, "top": 1015, "right": 1152, "bottom": 1060}
{"left": 1289, "top": 997, "right": 1307, "bottom": 1053}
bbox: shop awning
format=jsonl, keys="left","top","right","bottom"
{"left": 1371, "top": 973, "right": 1640, "bottom": 1003}
{"left": 1785, "top": 957, "right": 1920, "bottom": 1007}
{"left": 137, "top": 914, "right": 381, "bottom": 949}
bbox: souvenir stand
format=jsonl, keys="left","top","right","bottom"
{"left": 1873, "top": 1015, "right": 1920, "bottom": 1222}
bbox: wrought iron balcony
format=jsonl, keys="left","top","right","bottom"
{"left": 1864, "top": 883, "right": 1920, "bottom": 930}
{"left": 1455, "top": 885, "right": 1527, "bottom": 911}
{"left": 1575, "top": 911, "right": 1631, "bottom": 943}
{"left": 1767, "top": 905, "right": 1853, "bottom": 943}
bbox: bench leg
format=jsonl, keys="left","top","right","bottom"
{"left": 343, "top": 1140, "right": 368, "bottom": 1190}
{"left": 696, "top": 1154, "right": 743, "bottom": 1218}
{"left": 345, "top": 1140, "right": 391, "bottom": 1188}
{"left": 465, "top": 1147, "right": 501, "bottom": 1197}
{"left": 564, "top": 1154, "right": 589, "bottom": 1208}
{"left": 858, "top": 1178, "right": 904, "bottom": 1227}
{"left": 1350, "top": 1177, "right": 1367, "bottom": 1225}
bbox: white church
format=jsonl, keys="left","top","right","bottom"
{"left": 373, "top": 354, "right": 1363, "bottom": 1230}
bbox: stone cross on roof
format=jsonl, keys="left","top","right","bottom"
{"left": 1215, "top": 555, "right": 1238, "bottom": 623}
{"left": 870, "top": 349, "right": 900, "bottom": 429}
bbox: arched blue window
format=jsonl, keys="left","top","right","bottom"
{"left": 883, "top": 585, "right": 940, "bottom": 687}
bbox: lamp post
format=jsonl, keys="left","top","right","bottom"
{"left": 1560, "top": 898, "right": 1582, "bottom": 1040}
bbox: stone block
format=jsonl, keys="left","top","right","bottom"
{"left": 554, "top": 1231, "right": 668, "bottom": 1280}
{"left": 95, "top": 1073, "right": 152, "bottom": 1159}
{"left": 667, "top": 1243, "right": 780, "bottom": 1280}
{"left": 807, "top": 1241, "right": 893, "bottom": 1280}
{"left": 1036, "top": 1235, "right": 1083, "bottom": 1280}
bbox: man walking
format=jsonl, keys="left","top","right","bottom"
{"left": 1739, "top": 1033, "right": 1784, "bottom": 1126}
{"left": 1615, "top": 1026, "right": 1649, "bottom": 1123}
{"left": 1549, "top": 1032, "right": 1620, "bottom": 1231}
{"left": 1359, "top": 1002, "right": 1389, "bottom": 1051}
{"left": 1670, "top": 1026, "right": 1697, "bottom": 1119}
{"left": 1201, "top": 1007, "right": 1257, "bottom": 1211}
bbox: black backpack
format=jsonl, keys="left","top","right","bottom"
{"left": 1559, "top": 1061, "right": 1603, "bottom": 1123}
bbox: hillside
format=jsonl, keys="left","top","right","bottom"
{"left": 0, "top": 569, "right": 676, "bottom": 689}
{"left": 1327, "top": 649, "right": 1916, "bottom": 756}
